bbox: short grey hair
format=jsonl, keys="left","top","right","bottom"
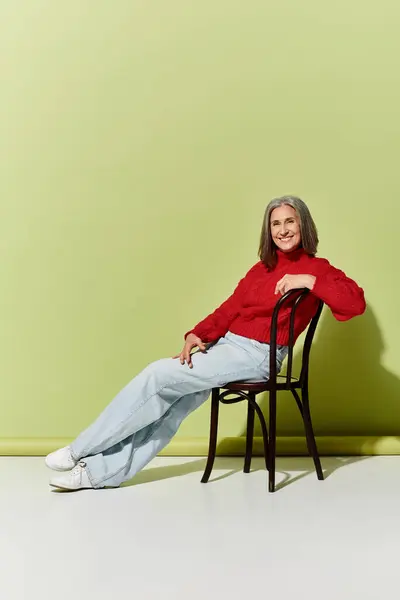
{"left": 258, "top": 195, "right": 319, "bottom": 269}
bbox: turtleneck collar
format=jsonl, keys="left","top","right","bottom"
{"left": 276, "top": 247, "right": 306, "bottom": 263}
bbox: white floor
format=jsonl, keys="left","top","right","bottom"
{"left": 0, "top": 455, "right": 399, "bottom": 600}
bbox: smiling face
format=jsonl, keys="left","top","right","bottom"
{"left": 270, "top": 204, "right": 301, "bottom": 253}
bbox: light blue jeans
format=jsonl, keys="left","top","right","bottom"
{"left": 70, "top": 332, "right": 288, "bottom": 488}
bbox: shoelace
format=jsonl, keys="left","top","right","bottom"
{"left": 71, "top": 461, "right": 87, "bottom": 482}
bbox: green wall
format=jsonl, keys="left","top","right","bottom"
{"left": 1, "top": 1, "right": 399, "bottom": 448}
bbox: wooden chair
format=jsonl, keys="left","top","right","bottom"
{"left": 201, "top": 288, "right": 324, "bottom": 492}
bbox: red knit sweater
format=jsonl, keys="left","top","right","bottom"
{"left": 186, "top": 249, "right": 366, "bottom": 346}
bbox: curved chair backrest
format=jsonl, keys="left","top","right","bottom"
{"left": 269, "top": 289, "right": 324, "bottom": 389}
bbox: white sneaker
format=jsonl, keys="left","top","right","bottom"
{"left": 45, "top": 446, "right": 77, "bottom": 472}
{"left": 50, "top": 462, "right": 93, "bottom": 491}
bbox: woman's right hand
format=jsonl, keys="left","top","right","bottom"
{"left": 173, "top": 333, "right": 207, "bottom": 369}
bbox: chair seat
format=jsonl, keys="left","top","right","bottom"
{"left": 222, "top": 375, "right": 299, "bottom": 393}
{"left": 222, "top": 381, "right": 269, "bottom": 392}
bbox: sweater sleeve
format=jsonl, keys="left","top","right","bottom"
{"left": 311, "top": 259, "right": 366, "bottom": 321}
{"left": 184, "top": 262, "right": 261, "bottom": 343}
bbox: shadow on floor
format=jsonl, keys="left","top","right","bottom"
{"left": 122, "top": 455, "right": 368, "bottom": 491}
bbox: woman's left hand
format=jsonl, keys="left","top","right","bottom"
{"left": 275, "top": 274, "right": 316, "bottom": 296}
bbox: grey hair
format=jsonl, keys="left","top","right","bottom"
{"left": 258, "top": 195, "right": 319, "bottom": 269}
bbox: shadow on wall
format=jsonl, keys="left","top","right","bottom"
{"left": 121, "top": 306, "right": 398, "bottom": 490}
{"left": 249, "top": 306, "right": 400, "bottom": 438}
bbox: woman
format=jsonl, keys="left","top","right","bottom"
{"left": 46, "top": 195, "right": 366, "bottom": 490}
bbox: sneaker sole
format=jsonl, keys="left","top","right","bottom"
{"left": 49, "top": 483, "right": 92, "bottom": 491}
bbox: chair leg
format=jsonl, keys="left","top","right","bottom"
{"left": 291, "top": 389, "right": 312, "bottom": 456}
{"left": 244, "top": 399, "right": 255, "bottom": 473}
{"left": 268, "top": 389, "right": 277, "bottom": 492}
{"left": 249, "top": 395, "right": 269, "bottom": 472}
{"left": 201, "top": 388, "right": 220, "bottom": 483}
{"left": 302, "top": 385, "right": 324, "bottom": 481}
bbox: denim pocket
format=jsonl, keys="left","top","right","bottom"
{"left": 257, "top": 344, "right": 288, "bottom": 379}
{"left": 276, "top": 346, "right": 289, "bottom": 374}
